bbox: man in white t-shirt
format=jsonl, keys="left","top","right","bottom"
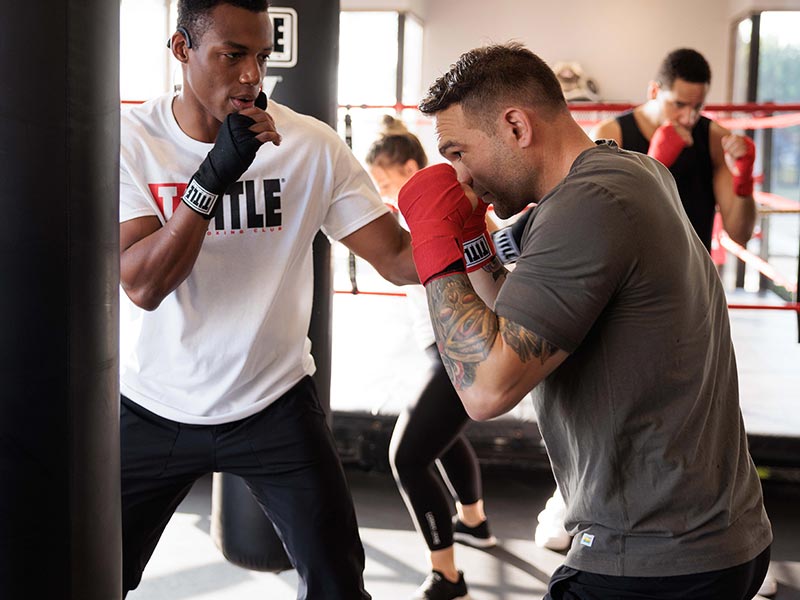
{"left": 118, "top": 1, "right": 417, "bottom": 597}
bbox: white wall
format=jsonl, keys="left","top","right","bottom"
{"left": 728, "top": 0, "right": 800, "bottom": 21}
{"left": 421, "top": 0, "right": 734, "bottom": 104}
{"left": 341, "top": 0, "right": 800, "bottom": 104}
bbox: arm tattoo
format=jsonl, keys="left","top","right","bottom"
{"left": 427, "top": 275, "right": 560, "bottom": 390}
{"left": 481, "top": 256, "right": 507, "bottom": 283}
{"left": 427, "top": 274, "right": 498, "bottom": 390}
{"left": 499, "top": 317, "right": 558, "bottom": 365}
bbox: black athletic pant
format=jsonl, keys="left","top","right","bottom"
{"left": 120, "top": 376, "right": 370, "bottom": 599}
{"left": 389, "top": 344, "right": 482, "bottom": 551}
{"left": 545, "top": 544, "right": 771, "bottom": 600}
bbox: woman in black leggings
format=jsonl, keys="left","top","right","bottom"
{"left": 367, "top": 116, "right": 495, "bottom": 600}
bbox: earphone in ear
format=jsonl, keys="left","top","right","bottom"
{"left": 166, "top": 26, "right": 193, "bottom": 49}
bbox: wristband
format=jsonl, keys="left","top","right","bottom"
{"left": 182, "top": 178, "right": 219, "bottom": 217}
{"left": 463, "top": 231, "right": 495, "bottom": 271}
{"left": 461, "top": 201, "right": 495, "bottom": 272}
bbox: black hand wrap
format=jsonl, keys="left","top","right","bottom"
{"left": 491, "top": 207, "right": 533, "bottom": 265}
{"left": 182, "top": 91, "right": 268, "bottom": 218}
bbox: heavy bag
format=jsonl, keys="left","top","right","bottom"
{"left": 211, "top": 473, "right": 294, "bottom": 572}
{"left": 0, "top": 0, "right": 121, "bottom": 597}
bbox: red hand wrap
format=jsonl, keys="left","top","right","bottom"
{"left": 731, "top": 136, "right": 756, "bottom": 196}
{"left": 647, "top": 122, "right": 687, "bottom": 168}
{"left": 462, "top": 201, "right": 496, "bottom": 272}
{"left": 398, "top": 164, "right": 474, "bottom": 285}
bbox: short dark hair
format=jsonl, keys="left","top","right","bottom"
{"left": 177, "top": 0, "right": 269, "bottom": 47}
{"left": 365, "top": 115, "right": 428, "bottom": 169}
{"left": 656, "top": 48, "right": 711, "bottom": 88}
{"left": 418, "top": 42, "right": 567, "bottom": 126}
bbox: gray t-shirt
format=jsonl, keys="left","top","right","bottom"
{"left": 496, "top": 142, "right": 771, "bottom": 577}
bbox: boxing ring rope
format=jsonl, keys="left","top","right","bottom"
{"left": 336, "top": 101, "right": 800, "bottom": 340}
{"left": 119, "top": 99, "right": 800, "bottom": 330}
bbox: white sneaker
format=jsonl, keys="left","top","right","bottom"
{"left": 534, "top": 489, "right": 571, "bottom": 551}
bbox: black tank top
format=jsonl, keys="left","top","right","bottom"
{"left": 616, "top": 112, "right": 716, "bottom": 250}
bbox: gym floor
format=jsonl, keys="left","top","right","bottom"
{"left": 126, "top": 254, "right": 800, "bottom": 600}
{"left": 128, "top": 466, "right": 799, "bottom": 599}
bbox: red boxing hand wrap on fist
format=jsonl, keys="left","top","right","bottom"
{"left": 462, "top": 201, "right": 495, "bottom": 272}
{"left": 648, "top": 122, "right": 687, "bottom": 168}
{"left": 731, "top": 136, "right": 756, "bottom": 196}
{"left": 398, "top": 164, "right": 474, "bottom": 285}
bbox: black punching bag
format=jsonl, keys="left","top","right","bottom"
{"left": 211, "top": 0, "right": 339, "bottom": 572}
{"left": 0, "top": 1, "right": 121, "bottom": 599}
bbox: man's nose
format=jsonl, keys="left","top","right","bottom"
{"left": 239, "top": 56, "right": 263, "bottom": 85}
{"left": 453, "top": 163, "right": 472, "bottom": 187}
{"left": 679, "top": 106, "right": 699, "bottom": 127}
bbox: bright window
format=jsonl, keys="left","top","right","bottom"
{"left": 120, "top": 0, "right": 172, "bottom": 101}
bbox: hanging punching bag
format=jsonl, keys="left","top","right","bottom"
{"left": 0, "top": 1, "right": 121, "bottom": 599}
{"left": 211, "top": 0, "right": 340, "bottom": 573}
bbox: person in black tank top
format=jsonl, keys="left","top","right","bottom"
{"left": 591, "top": 48, "right": 757, "bottom": 251}
{"left": 616, "top": 112, "right": 717, "bottom": 248}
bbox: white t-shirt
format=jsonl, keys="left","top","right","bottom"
{"left": 120, "top": 94, "right": 388, "bottom": 424}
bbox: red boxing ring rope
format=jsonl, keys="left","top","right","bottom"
{"left": 121, "top": 99, "right": 800, "bottom": 318}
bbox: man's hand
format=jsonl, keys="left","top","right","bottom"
{"left": 648, "top": 121, "right": 692, "bottom": 168}
{"left": 722, "top": 134, "right": 756, "bottom": 196}
{"left": 182, "top": 91, "right": 280, "bottom": 218}
{"left": 398, "top": 163, "right": 475, "bottom": 285}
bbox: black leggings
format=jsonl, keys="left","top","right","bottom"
{"left": 389, "top": 344, "right": 482, "bottom": 551}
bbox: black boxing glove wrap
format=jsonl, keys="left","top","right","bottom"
{"left": 182, "top": 92, "right": 268, "bottom": 218}
{"left": 490, "top": 208, "right": 533, "bottom": 265}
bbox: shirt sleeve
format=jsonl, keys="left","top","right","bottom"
{"left": 119, "top": 124, "right": 163, "bottom": 225}
{"left": 321, "top": 137, "right": 388, "bottom": 241}
{"left": 495, "top": 181, "right": 637, "bottom": 353}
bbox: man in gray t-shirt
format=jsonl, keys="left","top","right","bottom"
{"left": 398, "top": 42, "right": 772, "bottom": 599}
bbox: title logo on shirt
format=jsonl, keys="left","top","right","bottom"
{"left": 149, "top": 178, "right": 283, "bottom": 234}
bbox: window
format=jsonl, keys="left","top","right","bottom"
{"left": 120, "top": 0, "right": 173, "bottom": 101}
{"left": 730, "top": 11, "right": 800, "bottom": 300}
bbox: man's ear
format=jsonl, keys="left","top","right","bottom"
{"left": 170, "top": 31, "right": 191, "bottom": 63}
{"left": 501, "top": 108, "right": 534, "bottom": 148}
{"left": 647, "top": 81, "right": 661, "bottom": 101}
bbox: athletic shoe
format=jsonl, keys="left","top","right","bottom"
{"left": 534, "top": 489, "right": 572, "bottom": 551}
{"left": 452, "top": 516, "right": 497, "bottom": 548}
{"left": 412, "top": 570, "right": 469, "bottom": 600}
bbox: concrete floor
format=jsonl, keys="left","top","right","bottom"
{"left": 128, "top": 467, "right": 799, "bottom": 599}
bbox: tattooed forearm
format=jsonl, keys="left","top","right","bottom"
{"left": 427, "top": 274, "right": 498, "bottom": 390}
{"left": 426, "top": 275, "right": 559, "bottom": 391}
{"left": 499, "top": 317, "right": 558, "bottom": 365}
